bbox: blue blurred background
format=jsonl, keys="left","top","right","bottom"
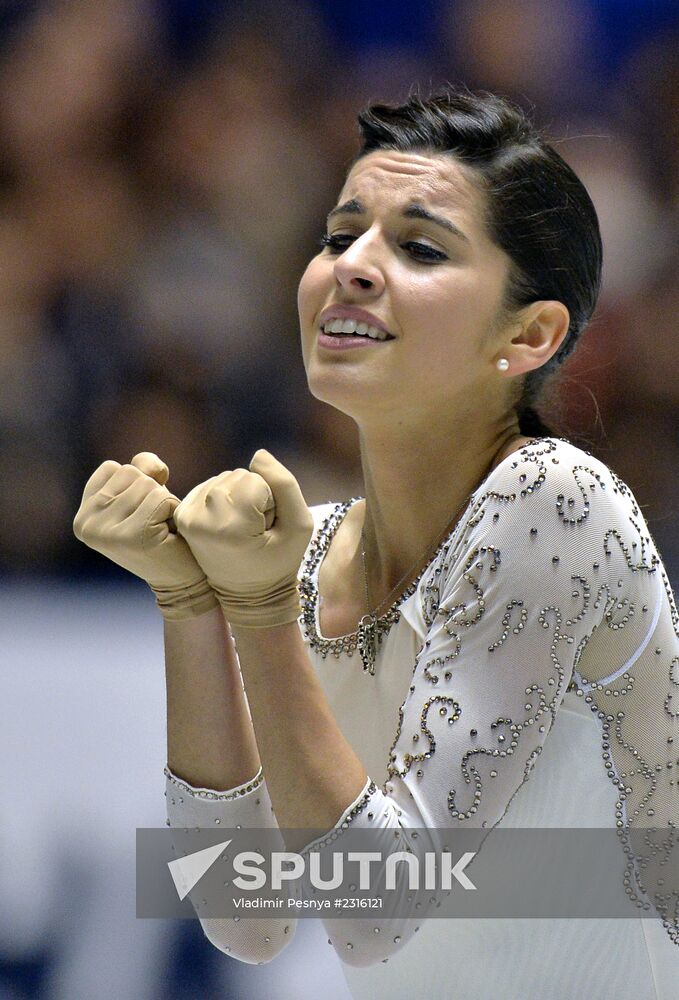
{"left": 2, "top": 1, "right": 679, "bottom": 997}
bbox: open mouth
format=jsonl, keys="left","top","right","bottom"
{"left": 318, "top": 329, "right": 394, "bottom": 349}
{"left": 319, "top": 321, "right": 395, "bottom": 343}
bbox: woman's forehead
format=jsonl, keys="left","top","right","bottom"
{"left": 340, "top": 150, "right": 483, "bottom": 221}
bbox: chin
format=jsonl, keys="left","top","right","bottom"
{"left": 305, "top": 364, "right": 371, "bottom": 418}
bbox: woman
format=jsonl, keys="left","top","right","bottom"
{"left": 74, "top": 88, "right": 678, "bottom": 998}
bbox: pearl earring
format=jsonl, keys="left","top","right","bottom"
{"left": 496, "top": 358, "right": 509, "bottom": 371}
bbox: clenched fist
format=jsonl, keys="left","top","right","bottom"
{"left": 173, "top": 449, "right": 314, "bottom": 628}
{"left": 73, "top": 452, "right": 219, "bottom": 621}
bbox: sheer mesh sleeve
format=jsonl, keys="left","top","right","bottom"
{"left": 293, "top": 438, "right": 679, "bottom": 967}
{"left": 165, "top": 766, "right": 298, "bottom": 964}
{"left": 161, "top": 503, "right": 337, "bottom": 964}
{"left": 566, "top": 462, "right": 679, "bottom": 943}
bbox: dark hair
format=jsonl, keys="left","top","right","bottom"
{"left": 351, "top": 85, "right": 603, "bottom": 439}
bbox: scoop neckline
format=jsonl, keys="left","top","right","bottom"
{"left": 306, "top": 435, "right": 561, "bottom": 644}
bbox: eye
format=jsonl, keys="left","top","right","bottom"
{"left": 317, "top": 232, "right": 447, "bottom": 263}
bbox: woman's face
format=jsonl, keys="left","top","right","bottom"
{"left": 297, "top": 149, "right": 514, "bottom": 425}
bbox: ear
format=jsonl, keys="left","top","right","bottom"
{"left": 505, "top": 301, "right": 570, "bottom": 376}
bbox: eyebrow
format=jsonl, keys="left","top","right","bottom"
{"left": 326, "top": 198, "right": 471, "bottom": 243}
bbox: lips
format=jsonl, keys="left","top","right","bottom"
{"left": 318, "top": 305, "right": 393, "bottom": 339}
{"left": 317, "top": 329, "right": 391, "bottom": 351}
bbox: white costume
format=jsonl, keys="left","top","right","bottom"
{"left": 165, "top": 437, "right": 679, "bottom": 999}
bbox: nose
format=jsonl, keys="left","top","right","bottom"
{"left": 332, "top": 232, "right": 385, "bottom": 295}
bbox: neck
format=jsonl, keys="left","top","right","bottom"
{"left": 357, "top": 410, "right": 524, "bottom": 605}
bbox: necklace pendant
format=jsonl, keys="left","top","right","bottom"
{"left": 357, "top": 613, "right": 379, "bottom": 675}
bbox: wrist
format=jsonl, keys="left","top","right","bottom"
{"left": 211, "top": 573, "right": 302, "bottom": 629}
{"left": 151, "top": 576, "right": 219, "bottom": 621}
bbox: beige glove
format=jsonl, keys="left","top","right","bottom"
{"left": 173, "top": 449, "right": 314, "bottom": 628}
{"left": 73, "top": 453, "right": 219, "bottom": 621}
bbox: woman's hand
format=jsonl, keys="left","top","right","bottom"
{"left": 173, "top": 449, "right": 314, "bottom": 628}
{"left": 73, "top": 453, "right": 218, "bottom": 620}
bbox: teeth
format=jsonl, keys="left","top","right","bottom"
{"left": 323, "top": 318, "right": 389, "bottom": 340}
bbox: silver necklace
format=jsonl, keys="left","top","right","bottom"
{"left": 356, "top": 437, "right": 519, "bottom": 675}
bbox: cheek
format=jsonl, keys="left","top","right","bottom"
{"left": 297, "top": 261, "right": 323, "bottom": 370}
{"left": 297, "top": 258, "right": 324, "bottom": 325}
{"left": 420, "top": 269, "right": 499, "bottom": 331}
{"left": 401, "top": 274, "right": 494, "bottom": 368}
{"left": 400, "top": 272, "right": 466, "bottom": 331}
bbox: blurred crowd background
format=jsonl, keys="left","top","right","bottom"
{"left": 3, "top": 1, "right": 679, "bottom": 999}
{"left": 2, "top": 0, "right": 679, "bottom": 583}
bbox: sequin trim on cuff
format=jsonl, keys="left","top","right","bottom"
{"left": 164, "top": 765, "right": 264, "bottom": 800}
{"left": 298, "top": 777, "right": 378, "bottom": 857}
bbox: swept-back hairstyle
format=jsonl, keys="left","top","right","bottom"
{"left": 351, "top": 86, "right": 603, "bottom": 437}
